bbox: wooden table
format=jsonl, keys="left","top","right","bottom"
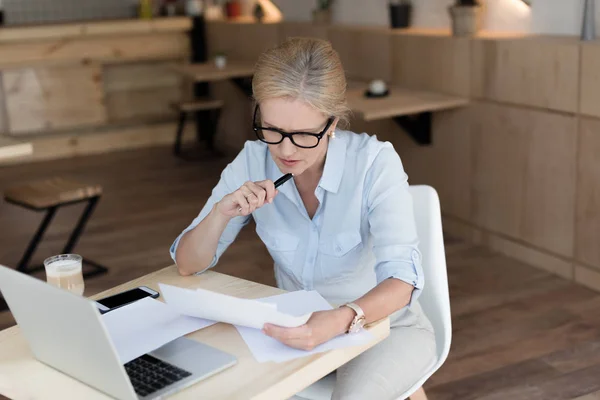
{"left": 169, "top": 61, "right": 255, "bottom": 157}
{"left": 170, "top": 61, "right": 255, "bottom": 83}
{"left": 0, "top": 267, "right": 390, "bottom": 400}
{"left": 0, "top": 137, "right": 32, "bottom": 162}
{"left": 346, "top": 81, "right": 469, "bottom": 145}
{"left": 347, "top": 82, "right": 469, "bottom": 121}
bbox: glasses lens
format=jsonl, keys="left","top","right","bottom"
{"left": 256, "top": 128, "right": 283, "bottom": 144}
{"left": 292, "top": 133, "right": 320, "bottom": 148}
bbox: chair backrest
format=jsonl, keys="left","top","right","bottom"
{"left": 407, "top": 186, "right": 452, "bottom": 385}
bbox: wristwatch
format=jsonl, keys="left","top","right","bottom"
{"left": 342, "top": 302, "right": 366, "bottom": 334}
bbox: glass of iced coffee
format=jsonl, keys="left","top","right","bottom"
{"left": 43, "top": 254, "right": 85, "bottom": 296}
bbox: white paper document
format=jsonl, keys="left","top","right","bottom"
{"left": 102, "top": 297, "right": 216, "bottom": 363}
{"left": 159, "top": 283, "right": 312, "bottom": 329}
{"left": 234, "top": 291, "right": 375, "bottom": 363}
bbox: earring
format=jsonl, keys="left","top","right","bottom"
{"left": 329, "top": 130, "right": 336, "bottom": 139}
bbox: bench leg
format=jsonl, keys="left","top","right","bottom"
{"left": 410, "top": 386, "right": 428, "bottom": 400}
{"left": 61, "top": 196, "right": 99, "bottom": 254}
{"left": 206, "top": 107, "right": 221, "bottom": 152}
{"left": 16, "top": 206, "right": 58, "bottom": 274}
{"left": 61, "top": 196, "right": 108, "bottom": 278}
{"left": 15, "top": 197, "right": 107, "bottom": 278}
{"left": 174, "top": 111, "right": 187, "bottom": 156}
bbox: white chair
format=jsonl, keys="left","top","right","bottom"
{"left": 294, "top": 185, "right": 452, "bottom": 400}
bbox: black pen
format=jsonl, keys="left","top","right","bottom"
{"left": 274, "top": 173, "right": 294, "bottom": 188}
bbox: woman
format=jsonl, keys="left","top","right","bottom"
{"left": 170, "top": 37, "right": 436, "bottom": 399}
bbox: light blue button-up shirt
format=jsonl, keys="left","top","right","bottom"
{"left": 170, "top": 130, "right": 424, "bottom": 307}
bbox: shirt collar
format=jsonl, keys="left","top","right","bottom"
{"left": 266, "top": 130, "right": 346, "bottom": 197}
{"left": 318, "top": 131, "right": 346, "bottom": 194}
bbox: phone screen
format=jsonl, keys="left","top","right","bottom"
{"left": 97, "top": 288, "right": 155, "bottom": 309}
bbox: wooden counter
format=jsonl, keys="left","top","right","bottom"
{"left": 0, "top": 17, "right": 194, "bottom": 161}
{"left": 0, "top": 17, "right": 192, "bottom": 44}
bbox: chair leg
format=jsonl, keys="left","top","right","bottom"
{"left": 61, "top": 195, "right": 108, "bottom": 278}
{"left": 16, "top": 206, "right": 58, "bottom": 274}
{"left": 410, "top": 386, "right": 428, "bottom": 400}
{"left": 174, "top": 111, "right": 187, "bottom": 156}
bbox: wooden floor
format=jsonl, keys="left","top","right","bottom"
{"left": 1, "top": 146, "right": 600, "bottom": 400}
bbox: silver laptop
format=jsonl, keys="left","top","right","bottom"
{"left": 0, "top": 265, "right": 237, "bottom": 400}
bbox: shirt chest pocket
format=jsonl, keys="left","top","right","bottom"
{"left": 256, "top": 225, "right": 300, "bottom": 267}
{"left": 318, "top": 231, "right": 364, "bottom": 281}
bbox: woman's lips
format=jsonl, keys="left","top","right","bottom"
{"left": 280, "top": 158, "right": 300, "bottom": 167}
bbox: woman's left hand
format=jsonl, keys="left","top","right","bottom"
{"left": 263, "top": 308, "right": 353, "bottom": 351}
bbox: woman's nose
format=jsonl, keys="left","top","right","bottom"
{"left": 279, "top": 137, "right": 297, "bottom": 157}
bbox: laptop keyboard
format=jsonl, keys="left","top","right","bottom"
{"left": 124, "top": 354, "right": 192, "bottom": 398}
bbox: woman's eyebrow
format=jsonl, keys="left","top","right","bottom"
{"left": 262, "top": 119, "right": 326, "bottom": 132}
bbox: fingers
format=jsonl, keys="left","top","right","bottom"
{"left": 245, "top": 181, "right": 267, "bottom": 208}
{"left": 232, "top": 191, "right": 250, "bottom": 215}
{"left": 232, "top": 180, "right": 278, "bottom": 216}
{"left": 263, "top": 324, "right": 316, "bottom": 351}
{"left": 263, "top": 324, "right": 311, "bottom": 341}
{"left": 255, "top": 180, "right": 277, "bottom": 203}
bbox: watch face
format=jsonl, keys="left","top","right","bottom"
{"left": 350, "top": 317, "right": 365, "bottom": 333}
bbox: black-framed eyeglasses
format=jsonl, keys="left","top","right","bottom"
{"left": 252, "top": 105, "right": 335, "bottom": 149}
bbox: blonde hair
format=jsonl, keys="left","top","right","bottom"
{"left": 252, "top": 37, "right": 350, "bottom": 127}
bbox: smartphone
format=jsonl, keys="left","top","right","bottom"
{"left": 95, "top": 286, "right": 159, "bottom": 314}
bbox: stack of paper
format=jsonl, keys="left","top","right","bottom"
{"left": 102, "top": 284, "right": 375, "bottom": 364}
{"left": 102, "top": 297, "right": 215, "bottom": 363}
{"left": 158, "top": 284, "right": 312, "bottom": 329}
{"left": 234, "top": 291, "right": 374, "bottom": 363}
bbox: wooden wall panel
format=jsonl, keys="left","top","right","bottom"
{"left": 576, "top": 117, "right": 600, "bottom": 270}
{"left": 575, "top": 265, "right": 600, "bottom": 292}
{"left": 471, "top": 102, "right": 529, "bottom": 238}
{"left": 3, "top": 65, "right": 106, "bottom": 134}
{"left": 103, "top": 62, "right": 182, "bottom": 92}
{"left": 521, "top": 110, "right": 577, "bottom": 257}
{"left": 350, "top": 106, "right": 473, "bottom": 222}
{"left": 278, "top": 22, "right": 328, "bottom": 42}
{"left": 103, "top": 62, "right": 183, "bottom": 123}
{"left": 105, "top": 87, "right": 181, "bottom": 122}
{"left": 328, "top": 26, "right": 392, "bottom": 82}
{"left": 392, "top": 33, "right": 471, "bottom": 96}
{"left": 0, "top": 33, "right": 189, "bottom": 68}
{"left": 0, "top": 73, "right": 7, "bottom": 134}
{"left": 471, "top": 38, "right": 579, "bottom": 112}
{"left": 206, "top": 21, "right": 280, "bottom": 62}
{"left": 472, "top": 102, "right": 577, "bottom": 256}
{"left": 580, "top": 42, "right": 600, "bottom": 118}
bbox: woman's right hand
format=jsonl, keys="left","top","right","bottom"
{"left": 216, "top": 180, "right": 278, "bottom": 218}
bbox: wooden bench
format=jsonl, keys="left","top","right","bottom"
{"left": 170, "top": 98, "right": 224, "bottom": 157}
{"left": 4, "top": 177, "right": 108, "bottom": 278}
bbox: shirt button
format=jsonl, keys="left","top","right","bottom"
{"left": 411, "top": 250, "right": 420, "bottom": 262}
{"left": 335, "top": 245, "right": 342, "bottom": 253}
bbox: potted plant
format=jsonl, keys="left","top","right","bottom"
{"left": 225, "top": 0, "right": 242, "bottom": 19}
{"left": 389, "top": 0, "right": 412, "bottom": 29}
{"left": 313, "top": 0, "right": 334, "bottom": 25}
{"left": 448, "top": 0, "right": 482, "bottom": 37}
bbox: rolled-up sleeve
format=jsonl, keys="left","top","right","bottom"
{"left": 365, "top": 144, "right": 424, "bottom": 306}
{"left": 169, "top": 147, "right": 251, "bottom": 274}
